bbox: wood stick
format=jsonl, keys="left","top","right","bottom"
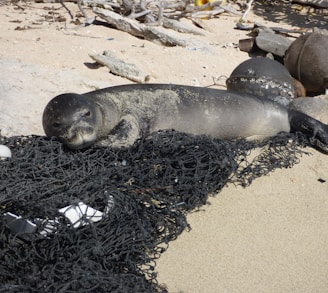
{"left": 162, "top": 17, "right": 205, "bottom": 35}
{"left": 191, "top": 7, "right": 224, "bottom": 18}
{"left": 92, "top": 7, "right": 207, "bottom": 47}
{"left": 241, "top": 0, "right": 254, "bottom": 20}
{"left": 89, "top": 51, "right": 150, "bottom": 83}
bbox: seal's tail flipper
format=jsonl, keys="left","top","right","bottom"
{"left": 288, "top": 109, "right": 328, "bottom": 153}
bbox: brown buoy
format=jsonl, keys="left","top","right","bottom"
{"left": 226, "top": 57, "right": 296, "bottom": 106}
{"left": 284, "top": 32, "right": 328, "bottom": 95}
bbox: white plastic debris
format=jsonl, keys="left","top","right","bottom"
{"left": 58, "top": 202, "right": 104, "bottom": 228}
{"left": 36, "top": 218, "right": 60, "bottom": 237}
{"left": 4, "top": 212, "right": 37, "bottom": 234}
{"left": 0, "top": 145, "right": 12, "bottom": 159}
{"left": 5, "top": 196, "right": 114, "bottom": 238}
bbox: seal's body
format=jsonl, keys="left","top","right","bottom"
{"left": 42, "top": 84, "right": 328, "bottom": 152}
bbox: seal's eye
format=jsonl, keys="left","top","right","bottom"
{"left": 83, "top": 111, "right": 91, "bottom": 118}
{"left": 53, "top": 122, "right": 61, "bottom": 129}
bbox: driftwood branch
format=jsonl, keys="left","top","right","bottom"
{"left": 32, "top": 0, "right": 247, "bottom": 48}
{"left": 89, "top": 50, "right": 150, "bottom": 83}
{"left": 88, "top": 0, "right": 247, "bottom": 47}
{"left": 92, "top": 7, "right": 207, "bottom": 47}
{"left": 241, "top": 0, "right": 254, "bottom": 20}
{"left": 76, "top": 0, "right": 95, "bottom": 25}
{"left": 162, "top": 18, "right": 205, "bottom": 35}
{"left": 32, "top": 0, "right": 248, "bottom": 48}
{"left": 190, "top": 3, "right": 241, "bottom": 19}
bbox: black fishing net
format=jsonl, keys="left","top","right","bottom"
{"left": 0, "top": 130, "right": 310, "bottom": 292}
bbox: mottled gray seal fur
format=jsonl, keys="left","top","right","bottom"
{"left": 42, "top": 84, "right": 328, "bottom": 152}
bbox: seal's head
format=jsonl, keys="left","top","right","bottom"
{"left": 42, "top": 93, "right": 103, "bottom": 149}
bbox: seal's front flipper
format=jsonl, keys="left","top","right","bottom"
{"left": 288, "top": 109, "right": 328, "bottom": 153}
{"left": 96, "top": 114, "right": 141, "bottom": 148}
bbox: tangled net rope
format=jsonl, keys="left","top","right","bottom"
{"left": 0, "top": 130, "right": 310, "bottom": 292}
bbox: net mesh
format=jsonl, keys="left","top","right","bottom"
{"left": 0, "top": 130, "right": 310, "bottom": 292}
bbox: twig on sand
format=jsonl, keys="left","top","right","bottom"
{"left": 76, "top": 0, "right": 95, "bottom": 25}
{"left": 241, "top": 0, "right": 254, "bottom": 21}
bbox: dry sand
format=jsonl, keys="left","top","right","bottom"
{"left": 0, "top": 2, "right": 327, "bottom": 292}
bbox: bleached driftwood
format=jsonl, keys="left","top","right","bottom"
{"left": 191, "top": 7, "right": 224, "bottom": 18}
{"left": 241, "top": 0, "right": 254, "bottom": 20}
{"left": 162, "top": 18, "right": 205, "bottom": 36}
{"left": 92, "top": 7, "right": 207, "bottom": 47}
{"left": 89, "top": 51, "right": 150, "bottom": 83}
{"left": 192, "top": 2, "right": 242, "bottom": 18}
{"left": 31, "top": 0, "right": 246, "bottom": 44}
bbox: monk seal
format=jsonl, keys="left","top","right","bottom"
{"left": 42, "top": 84, "right": 328, "bottom": 152}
